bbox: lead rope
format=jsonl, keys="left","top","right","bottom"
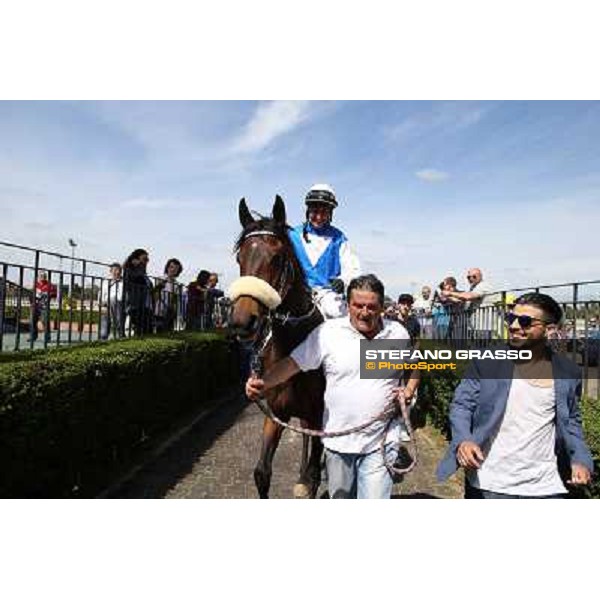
{"left": 250, "top": 349, "right": 418, "bottom": 477}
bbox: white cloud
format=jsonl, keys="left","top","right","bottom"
{"left": 385, "top": 101, "right": 493, "bottom": 144}
{"left": 231, "top": 101, "right": 313, "bottom": 154}
{"left": 385, "top": 119, "right": 420, "bottom": 143}
{"left": 415, "top": 168, "right": 449, "bottom": 182}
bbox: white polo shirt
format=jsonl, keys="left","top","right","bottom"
{"left": 290, "top": 316, "right": 410, "bottom": 454}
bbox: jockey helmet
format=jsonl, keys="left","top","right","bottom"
{"left": 304, "top": 183, "right": 338, "bottom": 209}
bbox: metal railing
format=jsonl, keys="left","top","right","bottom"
{"left": 412, "top": 281, "right": 600, "bottom": 400}
{"left": 0, "top": 241, "right": 230, "bottom": 353}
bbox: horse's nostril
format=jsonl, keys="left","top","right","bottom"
{"left": 232, "top": 314, "right": 261, "bottom": 341}
{"left": 247, "top": 315, "right": 259, "bottom": 333}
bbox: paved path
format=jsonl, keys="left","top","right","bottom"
{"left": 107, "top": 391, "right": 463, "bottom": 499}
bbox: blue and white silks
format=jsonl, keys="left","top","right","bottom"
{"left": 288, "top": 222, "right": 347, "bottom": 289}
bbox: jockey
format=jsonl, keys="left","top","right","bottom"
{"left": 288, "top": 183, "right": 360, "bottom": 318}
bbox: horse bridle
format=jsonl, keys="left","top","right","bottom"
{"left": 237, "top": 229, "right": 312, "bottom": 372}
{"left": 238, "top": 229, "right": 319, "bottom": 328}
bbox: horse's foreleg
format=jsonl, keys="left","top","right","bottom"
{"left": 294, "top": 427, "right": 323, "bottom": 499}
{"left": 254, "top": 417, "right": 284, "bottom": 499}
{"left": 306, "top": 435, "right": 324, "bottom": 498}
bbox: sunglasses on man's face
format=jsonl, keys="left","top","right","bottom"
{"left": 505, "top": 312, "right": 548, "bottom": 329}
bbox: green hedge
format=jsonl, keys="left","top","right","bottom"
{"left": 412, "top": 368, "right": 463, "bottom": 437}
{"left": 418, "top": 368, "right": 600, "bottom": 498}
{"left": 0, "top": 332, "right": 240, "bottom": 498}
{"left": 581, "top": 396, "right": 600, "bottom": 498}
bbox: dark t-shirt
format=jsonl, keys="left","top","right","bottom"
{"left": 398, "top": 315, "right": 421, "bottom": 342}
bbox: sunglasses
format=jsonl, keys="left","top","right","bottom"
{"left": 504, "top": 312, "right": 548, "bottom": 329}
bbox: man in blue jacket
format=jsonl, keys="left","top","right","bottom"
{"left": 437, "top": 292, "right": 593, "bottom": 498}
{"left": 288, "top": 183, "right": 360, "bottom": 319}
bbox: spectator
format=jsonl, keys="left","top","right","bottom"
{"left": 99, "top": 263, "right": 124, "bottom": 340}
{"left": 494, "top": 292, "right": 516, "bottom": 340}
{"left": 441, "top": 268, "right": 498, "bottom": 340}
{"left": 437, "top": 292, "right": 594, "bottom": 498}
{"left": 383, "top": 298, "right": 398, "bottom": 321}
{"left": 208, "top": 272, "right": 220, "bottom": 290}
{"left": 432, "top": 277, "right": 462, "bottom": 340}
{"left": 413, "top": 285, "right": 433, "bottom": 313}
{"left": 246, "top": 274, "right": 420, "bottom": 499}
{"left": 29, "top": 271, "right": 57, "bottom": 342}
{"left": 431, "top": 284, "right": 449, "bottom": 340}
{"left": 206, "top": 272, "right": 225, "bottom": 329}
{"left": 123, "top": 248, "right": 154, "bottom": 336}
{"left": 396, "top": 293, "right": 421, "bottom": 344}
{"left": 186, "top": 269, "right": 210, "bottom": 330}
{"left": 154, "top": 258, "right": 183, "bottom": 333}
{"left": 545, "top": 310, "right": 569, "bottom": 354}
{"left": 413, "top": 285, "right": 433, "bottom": 339}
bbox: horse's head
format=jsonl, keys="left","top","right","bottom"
{"left": 229, "top": 195, "right": 297, "bottom": 341}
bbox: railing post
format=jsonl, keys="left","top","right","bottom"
{"left": 571, "top": 283, "right": 579, "bottom": 362}
{"left": 88, "top": 274, "right": 94, "bottom": 341}
{"left": 57, "top": 271, "right": 64, "bottom": 348}
{"left": 68, "top": 271, "right": 74, "bottom": 345}
{"left": 42, "top": 269, "right": 52, "bottom": 350}
{"left": 78, "top": 259, "right": 86, "bottom": 341}
{"left": 29, "top": 250, "right": 40, "bottom": 350}
{"left": 15, "top": 266, "right": 24, "bottom": 351}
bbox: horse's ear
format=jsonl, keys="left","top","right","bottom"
{"left": 272, "top": 194, "right": 286, "bottom": 226}
{"left": 239, "top": 198, "right": 254, "bottom": 228}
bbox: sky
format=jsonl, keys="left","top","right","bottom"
{"left": 1, "top": 100, "right": 600, "bottom": 300}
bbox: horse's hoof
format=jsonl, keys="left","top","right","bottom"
{"left": 293, "top": 483, "right": 311, "bottom": 499}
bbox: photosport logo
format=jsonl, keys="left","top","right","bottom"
{"left": 359, "top": 339, "right": 532, "bottom": 379}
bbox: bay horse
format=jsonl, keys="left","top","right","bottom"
{"left": 229, "top": 195, "right": 325, "bottom": 499}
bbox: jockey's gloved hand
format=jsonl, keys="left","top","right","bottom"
{"left": 329, "top": 278, "right": 345, "bottom": 294}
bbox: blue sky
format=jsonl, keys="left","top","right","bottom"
{"left": 1, "top": 100, "right": 599, "bottom": 299}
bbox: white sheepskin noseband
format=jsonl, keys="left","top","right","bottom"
{"left": 228, "top": 276, "right": 282, "bottom": 310}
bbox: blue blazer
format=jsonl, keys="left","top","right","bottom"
{"left": 437, "top": 352, "right": 594, "bottom": 481}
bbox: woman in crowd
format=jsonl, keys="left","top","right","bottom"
{"left": 432, "top": 277, "right": 462, "bottom": 340}
{"left": 154, "top": 258, "right": 183, "bottom": 333}
{"left": 186, "top": 269, "right": 210, "bottom": 330}
{"left": 123, "top": 248, "right": 154, "bottom": 336}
